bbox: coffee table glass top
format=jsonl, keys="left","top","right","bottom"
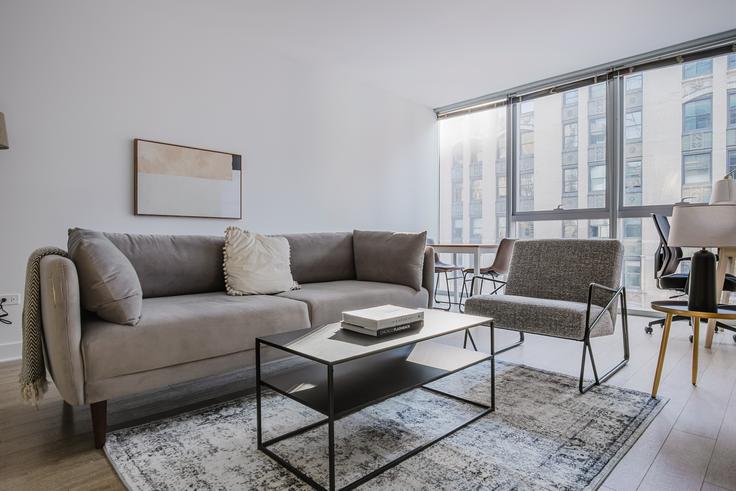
{"left": 257, "top": 309, "right": 491, "bottom": 365}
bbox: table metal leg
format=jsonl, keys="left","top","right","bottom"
{"left": 651, "top": 313, "right": 673, "bottom": 398}
{"left": 256, "top": 339, "right": 262, "bottom": 448}
{"left": 490, "top": 321, "right": 495, "bottom": 411}
{"left": 692, "top": 316, "right": 700, "bottom": 386}
{"left": 452, "top": 252, "right": 459, "bottom": 303}
{"left": 327, "top": 365, "right": 335, "bottom": 491}
{"left": 472, "top": 249, "right": 481, "bottom": 295}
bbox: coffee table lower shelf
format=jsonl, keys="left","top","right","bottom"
{"left": 255, "top": 332, "right": 495, "bottom": 491}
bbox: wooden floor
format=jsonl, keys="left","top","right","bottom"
{"left": 1, "top": 314, "right": 736, "bottom": 490}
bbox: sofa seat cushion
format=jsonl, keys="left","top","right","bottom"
{"left": 464, "top": 294, "right": 613, "bottom": 341}
{"left": 278, "top": 280, "right": 429, "bottom": 327}
{"left": 81, "top": 292, "right": 310, "bottom": 381}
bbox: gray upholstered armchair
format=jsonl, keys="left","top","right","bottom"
{"left": 464, "top": 239, "right": 629, "bottom": 393}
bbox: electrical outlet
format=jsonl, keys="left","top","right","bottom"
{"left": 0, "top": 294, "right": 21, "bottom": 306}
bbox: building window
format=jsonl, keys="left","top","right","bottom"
{"left": 470, "top": 218, "right": 482, "bottom": 242}
{"left": 729, "top": 149, "right": 736, "bottom": 176}
{"left": 562, "top": 220, "right": 578, "bottom": 238}
{"left": 624, "top": 160, "right": 642, "bottom": 206}
{"left": 589, "top": 164, "right": 606, "bottom": 192}
{"left": 624, "top": 111, "right": 642, "bottom": 141}
{"left": 520, "top": 130, "right": 534, "bottom": 158}
{"left": 563, "top": 90, "right": 578, "bottom": 106}
{"left": 728, "top": 92, "right": 736, "bottom": 128}
{"left": 623, "top": 218, "right": 642, "bottom": 238}
{"left": 625, "top": 74, "right": 643, "bottom": 91}
{"left": 496, "top": 217, "right": 507, "bottom": 242}
{"left": 683, "top": 97, "right": 712, "bottom": 133}
{"left": 589, "top": 116, "right": 606, "bottom": 145}
{"left": 683, "top": 153, "right": 711, "bottom": 185}
{"left": 729, "top": 54, "right": 736, "bottom": 71}
{"left": 682, "top": 58, "right": 713, "bottom": 79}
{"left": 470, "top": 180, "right": 483, "bottom": 201}
{"left": 518, "top": 173, "right": 534, "bottom": 211}
{"left": 588, "top": 219, "right": 609, "bottom": 238}
{"left": 517, "top": 222, "right": 534, "bottom": 239}
{"left": 589, "top": 84, "right": 605, "bottom": 99}
{"left": 563, "top": 122, "right": 578, "bottom": 149}
{"left": 563, "top": 168, "right": 578, "bottom": 194}
{"left": 496, "top": 175, "right": 506, "bottom": 198}
{"left": 624, "top": 259, "right": 642, "bottom": 289}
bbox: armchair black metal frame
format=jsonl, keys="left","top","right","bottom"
{"left": 462, "top": 274, "right": 525, "bottom": 355}
{"left": 580, "top": 283, "right": 630, "bottom": 393}
{"left": 464, "top": 282, "right": 630, "bottom": 394}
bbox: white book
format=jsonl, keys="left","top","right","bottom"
{"left": 341, "top": 320, "right": 423, "bottom": 337}
{"left": 342, "top": 304, "right": 424, "bottom": 330}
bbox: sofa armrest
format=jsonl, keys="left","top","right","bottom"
{"left": 422, "top": 246, "right": 435, "bottom": 308}
{"left": 39, "top": 256, "right": 85, "bottom": 405}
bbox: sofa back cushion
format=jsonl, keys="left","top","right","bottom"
{"left": 104, "top": 232, "right": 225, "bottom": 298}
{"left": 282, "top": 232, "right": 356, "bottom": 284}
{"left": 353, "top": 230, "right": 427, "bottom": 291}
{"left": 68, "top": 228, "right": 143, "bottom": 324}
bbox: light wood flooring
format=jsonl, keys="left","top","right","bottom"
{"left": 1, "top": 314, "right": 736, "bottom": 490}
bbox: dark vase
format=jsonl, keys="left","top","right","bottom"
{"left": 688, "top": 248, "right": 717, "bottom": 313}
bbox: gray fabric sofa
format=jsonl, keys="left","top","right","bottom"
{"left": 38, "top": 231, "right": 434, "bottom": 447}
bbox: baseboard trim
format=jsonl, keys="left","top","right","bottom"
{"left": 0, "top": 341, "right": 21, "bottom": 362}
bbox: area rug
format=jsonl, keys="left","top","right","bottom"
{"left": 105, "top": 361, "right": 665, "bottom": 490}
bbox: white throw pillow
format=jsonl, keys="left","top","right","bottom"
{"left": 223, "top": 227, "right": 298, "bottom": 295}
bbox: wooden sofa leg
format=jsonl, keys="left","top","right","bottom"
{"left": 90, "top": 400, "right": 107, "bottom": 449}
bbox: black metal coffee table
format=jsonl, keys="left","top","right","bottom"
{"left": 255, "top": 309, "right": 494, "bottom": 491}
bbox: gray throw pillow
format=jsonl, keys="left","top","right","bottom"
{"left": 353, "top": 230, "right": 427, "bottom": 291}
{"left": 68, "top": 228, "right": 143, "bottom": 325}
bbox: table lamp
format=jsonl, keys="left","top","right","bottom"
{"left": 669, "top": 203, "right": 736, "bottom": 312}
{"left": 710, "top": 169, "right": 736, "bottom": 204}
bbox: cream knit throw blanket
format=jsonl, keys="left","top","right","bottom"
{"left": 19, "top": 247, "right": 68, "bottom": 404}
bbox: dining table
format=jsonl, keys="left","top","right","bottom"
{"left": 431, "top": 243, "right": 499, "bottom": 300}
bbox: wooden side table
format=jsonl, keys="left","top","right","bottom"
{"left": 650, "top": 300, "right": 736, "bottom": 398}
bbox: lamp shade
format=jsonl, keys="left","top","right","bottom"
{"left": 669, "top": 203, "right": 736, "bottom": 248}
{"left": 710, "top": 177, "right": 736, "bottom": 204}
{"left": 0, "top": 112, "right": 7, "bottom": 150}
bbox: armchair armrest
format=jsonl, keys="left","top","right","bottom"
{"left": 422, "top": 246, "right": 435, "bottom": 308}
{"left": 39, "top": 256, "right": 85, "bottom": 405}
{"left": 585, "top": 282, "right": 625, "bottom": 337}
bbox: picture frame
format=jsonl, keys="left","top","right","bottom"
{"left": 134, "top": 139, "right": 242, "bottom": 219}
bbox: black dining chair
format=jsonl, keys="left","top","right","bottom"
{"left": 426, "top": 239, "right": 463, "bottom": 311}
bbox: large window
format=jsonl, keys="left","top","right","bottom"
{"left": 439, "top": 50, "right": 736, "bottom": 311}
{"left": 439, "top": 106, "right": 506, "bottom": 244}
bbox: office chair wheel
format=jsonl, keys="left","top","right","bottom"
{"left": 645, "top": 326, "right": 654, "bottom": 335}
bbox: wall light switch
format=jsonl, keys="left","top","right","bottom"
{"left": 0, "top": 294, "right": 21, "bottom": 306}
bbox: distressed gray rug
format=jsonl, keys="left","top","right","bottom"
{"left": 105, "top": 361, "right": 665, "bottom": 490}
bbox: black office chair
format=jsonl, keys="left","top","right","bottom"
{"left": 646, "top": 214, "right": 736, "bottom": 342}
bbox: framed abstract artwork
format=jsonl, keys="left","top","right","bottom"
{"left": 134, "top": 139, "right": 242, "bottom": 219}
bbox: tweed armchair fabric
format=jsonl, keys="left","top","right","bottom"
{"left": 464, "top": 294, "right": 613, "bottom": 340}
{"left": 464, "top": 239, "right": 624, "bottom": 340}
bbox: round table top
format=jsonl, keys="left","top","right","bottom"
{"left": 650, "top": 300, "right": 736, "bottom": 320}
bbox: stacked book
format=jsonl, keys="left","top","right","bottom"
{"left": 341, "top": 305, "right": 424, "bottom": 337}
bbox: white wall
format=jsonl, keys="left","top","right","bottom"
{"left": 0, "top": 1, "right": 438, "bottom": 360}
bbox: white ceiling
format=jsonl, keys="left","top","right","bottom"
{"left": 240, "top": 0, "right": 736, "bottom": 108}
